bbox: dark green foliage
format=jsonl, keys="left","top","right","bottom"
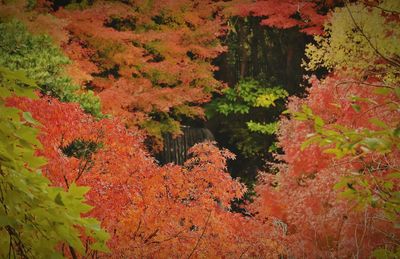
{"left": 207, "top": 79, "right": 287, "bottom": 158}
{"left": 61, "top": 139, "right": 102, "bottom": 159}
{"left": 0, "top": 20, "right": 103, "bottom": 117}
{"left": 215, "top": 16, "right": 308, "bottom": 93}
{"left": 207, "top": 78, "right": 287, "bottom": 117}
{"left": 49, "top": 0, "right": 94, "bottom": 11}
{"left": 209, "top": 16, "right": 310, "bottom": 182}
{"left": 105, "top": 15, "right": 137, "bottom": 31}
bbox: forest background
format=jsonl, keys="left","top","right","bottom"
{"left": 0, "top": 0, "right": 399, "bottom": 258}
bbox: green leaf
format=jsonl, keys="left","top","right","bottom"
{"left": 373, "top": 248, "right": 390, "bottom": 259}
{"left": 323, "top": 148, "right": 343, "bottom": 157}
{"left": 314, "top": 116, "right": 325, "bottom": 127}
{"left": 395, "top": 87, "right": 400, "bottom": 99}
{"left": 0, "top": 215, "right": 17, "bottom": 227}
{"left": 369, "top": 118, "right": 388, "bottom": 129}
{"left": 334, "top": 179, "right": 349, "bottom": 190}
{"left": 247, "top": 121, "right": 277, "bottom": 134}
{"left": 0, "top": 65, "right": 110, "bottom": 257}
{"left": 388, "top": 172, "right": 400, "bottom": 179}
{"left": 301, "top": 135, "right": 320, "bottom": 150}
{"left": 383, "top": 181, "right": 394, "bottom": 190}
{"left": 0, "top": 21, "right": 103, "bottom": 117}
{"left": 69, "top": 182, "right": 91, "bottom": 198}
{"left": 362, "top": 137, "right": 391, "bottom": 152}
{"left": 301, "top": 104, "right": 313, "bottom": 116}
{"left": 351, "top": 104, "right": 361, "bottom": 112}
{"left": 27, "top": 156, "right": 47, "bottom": 168}
{"left": 374, "top": 87, "right": 392, "bottom": 95}
{"left": 350, "top": 96, "right": 378, "bottom": 105}
{"left": 23, "top": 112, "right": 40, "bottom": 126}
{"left": 90, "top": 242, "right": 111, "bottom": 253}
{"left": 394, "top": 127, "right": 400, "bottom": 138}
{"left": 293, "top": 112, "right": 308, "bottom": 121}
{"left": 54, "top": 193, "right": 64, "bottom": 206}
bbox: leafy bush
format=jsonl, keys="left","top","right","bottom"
{"left": 0, "top": 67, "right": 109, "bottom": 258}
{"left": 0, "top": 20, "right": 103, "bottom": 117}
{"left": 206, "top": 79, "right": 287, "bottom": 157}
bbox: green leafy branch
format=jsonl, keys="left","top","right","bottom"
{"left": 0, "top": 67, "right": 109, "bottom": 258}
{"left": 293, "top": 87, "right": 400, "bottom": 232}
{"left": 208, "top": 79, "right": 288, "bottom": 117}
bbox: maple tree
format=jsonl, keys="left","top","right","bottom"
{"left": 251, "top": 76, "right": 399, "bottom": 257}
{"left": 0, "top": 67, "right": 108, "bottom": 258}
{"left": 0, "top": 2, "right": 329, "bottom": 257}
{"left": 249, "top": 1, "right": 400, "bottom": 257}
{"left": 6, "top": 0, "right": 330, "bottom": 150}
{"left": 45, "top": 0, "right": 228, "bottom": 149}
{"left": 223, "top": 0, "right": 333, "bottom": 34}
{"left": 205, "top": 0, "right": 333, "bottom": 180}
{"left": 2, "top": 0, "right": 399, "bottom": 258}
{"left": 7, "top": 94, "right": 281, "bottom": 257}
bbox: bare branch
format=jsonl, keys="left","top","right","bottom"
{"left": 345, "top": 3, "right": 400, "bottom": 68}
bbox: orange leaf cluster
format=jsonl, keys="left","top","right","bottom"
{"left": 48, "top": 1, "right": 227, "bottom": 141}
{"left": 223, "top": 0, "right": 331, "bottom": 35}
{"left": 25, "top": 0, "right": 330, "bottom": 148}
{"left": 8, "top": 95, "right": 279, "bottom": 257}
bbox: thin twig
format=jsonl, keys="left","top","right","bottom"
{"left": 69, "top": 245, "right": 78, "bottom": 259}
{"left": 345, "top": 3, "right": 400, "bottom": 68}
{"left": 335, "top": 80, "right": 395, "bottom": 89}
{"left": 238, "top": 246, "right": 250, "bottom": 259}
{"left": 367, "top": 4, "right": 400, "bottom": 15}
{"left": 187, "top": 210, "right": 212, "bottom": 259}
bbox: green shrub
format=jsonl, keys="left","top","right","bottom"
{"left": 0, "top": 20, "right": 103, "bottom": 117}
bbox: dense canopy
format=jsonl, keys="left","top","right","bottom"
{"left": 0, "top": 0, "right": 399, "bottom": 258}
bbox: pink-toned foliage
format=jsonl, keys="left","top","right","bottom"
{"left": 250, "top": 75, "right": 400, "bottom": 257}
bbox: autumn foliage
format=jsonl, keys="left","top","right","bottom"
{"left": 1, "top": 0, "right": 399, "bottom": 258}
{"left": 7, "top": 95, "right": 279, "bottom": 257}
{"left": 250, "top": 75, "right": 400, "bottom": 257}
{"left": 224, "top": 0, "right": 329, "bottom": 34}
{"left": 19, "top": 0, "right": 331, "bottom": 149}
{"left": 49, "top": 1, "right": 229, "bottom": 148}
{"left": 247, "top": 1, "right": 400, "bottom": 256}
